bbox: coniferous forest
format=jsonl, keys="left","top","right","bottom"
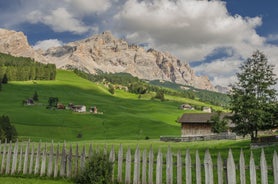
{"left": 0, "top": 52, "right": 56, "bottom": 82}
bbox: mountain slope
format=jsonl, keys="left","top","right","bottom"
{"left": 0, "top": 28, "right": 214, "bottom": 90}
{"left": 0, "top": 70, "right": 223, "bottom": 141}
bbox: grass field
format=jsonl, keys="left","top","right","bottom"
{"left": 0, "top": 177, "right": 72, "bottom": 184}
{"left": 0, "top": 70, "right": 222, "bottom": 142}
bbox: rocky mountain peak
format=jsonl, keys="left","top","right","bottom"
{"left": 0, "top": 29, "right": 215, "bottom": 91}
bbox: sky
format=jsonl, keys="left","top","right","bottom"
{"left": 0, "top": 0, "right": 278, "bottom": 88}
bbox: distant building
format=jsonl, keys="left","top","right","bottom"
{"left": 202, "top": 107, "right": 212, "bottom": 113}
{"left": 180, "top": 104, "right": 194, "bottom": 110}
{"left": 71, "top": 105, "right": 86, "bottom": 113}
{"left": 178, "top": 113, "right": 232, "bottom": 137}
{"left": 89, "top": 106, "right": 98, "bottom": 114}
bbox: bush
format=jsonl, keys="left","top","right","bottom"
{"left": 75, "top": 153, "right": 113, "bottom": 184}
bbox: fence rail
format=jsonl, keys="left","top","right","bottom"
{"left": 0, "top": 140, "right": 277, "bottom": 183}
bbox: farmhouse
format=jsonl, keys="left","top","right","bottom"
{"left": 178, "top": 113, "right": 232, "bottom": 137}
{"left": 71, "top": 105, "right": 86, "bottom": 113}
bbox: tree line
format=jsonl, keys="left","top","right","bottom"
{"left": 73, "top": 69, "right": 215, "bottom": 102}
{"left": 0, "top": 52, "right": 56, "bottom": 83}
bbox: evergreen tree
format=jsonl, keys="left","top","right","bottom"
{"left": 229, "top": 50, "right": 278, "bottom": 140}
{"left": 2, "top": 74, "right": 8, "bottom": 84}
{"left": 210, "top": 112, "right": 228, "bottom": 133}
{"left": 33, "top": 91, "right": 39, "bottom": 101}
{"left": 0, "top": 115, "right": 17, "bottom": 142}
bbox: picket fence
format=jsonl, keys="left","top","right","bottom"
{"left": 0, "top": 140, "right": 277, "bottom": 184}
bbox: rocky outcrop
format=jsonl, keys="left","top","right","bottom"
{"left": 0, "top": 28, "right": 47, "bottom": 63}
{"left": 0, "top": 29, "right": 215, "bottom": 90}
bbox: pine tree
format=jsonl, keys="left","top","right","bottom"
{"left": 2, "top": 74, "right": 8, "bottom": 84}
{"left": 229, "top": 50, "right": 278, "bottom": 140}
{"left": 33, "top": 91, "right": 39, "bottom": 101}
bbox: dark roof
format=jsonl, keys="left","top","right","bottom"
{"left": 178, "top": 113, "right": 232, "bottom": 124}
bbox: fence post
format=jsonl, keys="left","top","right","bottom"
{"left": 109, "top": 145, "right": 115, "bottom": 182}
{"left": 196, "top": 150, "right": 201, "bottom": 184}
{"left": 17, "top": 144, "right": 23, "bottom": 173}
{"left": 239, "top": 149, "right": 246, "bottom": 184}
{"left": 204, "top": 149, "right": 213, "bottom": 184}
{"left": 67, "top": 144, "right": 72, "bottom": 178}
{"left": 11, "top": 140, "right": 18, "bottom": 175}
{"left": 217, "top": 152, "right": 223, "bottom": 184}
{"left": 148, "top": 145, "right": 154, "bottom": 184}
{"left": 47, "top": 142, "right": 54, "bottom": 177}
{"left": 1, "top": 139, "right": 7, "bottom": 174}
{"left": 54, "top": 144, "right": 60, "bottom": 178}
{"left": 249, "top": 151, "right": 256, "bottom": 184}
{"left": 166, "top": 146, "right": 173, "bottom": 184}
{"left": 74, "top": 144, "right": 79, "bottom": 177}
{"left": 29, "top": 144, "right": 34, "bottom": 174}
{"left": 133, "top": 145, "right": 141, "bottom": 184}
{"left": 23, "top": 141, "right": 30, "bottom": 174}
{"left": 34, "top": 142, "right": 41, "bottom": 175}
{"left": 125, "top": 147, "right": 131, "bottom": 184}
{"left": 118, "top": 144, "right": 123, "bottom": 183}
{"left": 5, "top": 141, "right": 12, "bottom": 175}
{"left": 80, "top": 145, "right": 86, "bottom": 171}
{"left": 88, "top": 143, "right": 93, "bottom": 158}
{"left": 156, "top": 149, "right": 162, "bottom": 184}
{"left": 142, "top": 148, "right": 147, "bottom": 184}
{"left": 227, "top": 149, "right": 236, "bottom": 184}
{"left": 260, "top": 148, "right": 268, "bottom": 184}
{"left": 40, "top": 144, "right": 47, "bottom": 176}
{"left": 185, "top": 149, "right": 191, "bottom": 184}
{"left": 273, "top": 150, "right": 278, "bottom": 183}
{"left": 177, "top": 150, "right": 182, "bottom": 184}
{"left": 60, "top": 142, "right": 67, "bottom": 177}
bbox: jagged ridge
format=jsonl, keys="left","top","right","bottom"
{"left": 0, "top": 29, "right": 215, "bottom": 90}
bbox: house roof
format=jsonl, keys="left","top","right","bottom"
{"left": 178, "top": 113, "right": 232, "bottom": 124}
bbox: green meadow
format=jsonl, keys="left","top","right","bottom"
{"left": 0, "top": 69, "right": 220, "bottom": 142}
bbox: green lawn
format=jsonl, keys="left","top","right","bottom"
{"left": 0, "top": 177, "right": 72, "bottom": 184}
{"left": 0, "top": 70, "right": 220, "bottom": 141}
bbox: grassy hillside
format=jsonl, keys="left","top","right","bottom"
{"left": 0, "top": 70, "right": 222, "bottom": 141}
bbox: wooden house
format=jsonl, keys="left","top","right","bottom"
{"left": 71, "top": 105, "right": 86, "bottom": 113}
{"left": 178, "top": 113, "right": 232, "bottom": 137}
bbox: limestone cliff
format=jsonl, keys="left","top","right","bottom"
{"left": 0, "top": 28, "right": 47, "bottom": 63}
{"left": 0, "top": 29, "right": 215, "bottom": 90}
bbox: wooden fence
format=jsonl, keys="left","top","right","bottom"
{"left": 0, "top": 140, "right": 278, "bottom": 183}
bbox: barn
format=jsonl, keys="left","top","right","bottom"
{"left": 178, "top": 113, "right": 232, "bottom": 137}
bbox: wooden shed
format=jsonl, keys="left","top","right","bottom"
{"left": 178, "top": 113, "right": 231, "bottom": 137}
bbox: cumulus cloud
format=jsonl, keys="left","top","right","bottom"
{"left": 113, "top": 0, "right": 264, "bottom": 61}
{"left": 1, "top": 0, "right": 278, "bottom": 88}
{"left": 33, "top": 39, "right": 63, "bottom": 50}
{"left": 193, "top": 57, "right": 241, "bottom": 86}
{"left": 24, "top": 0, "right": 112, "bottom": 34}
{"left": 110, "top": 0, "right": 278, "bottom": 87}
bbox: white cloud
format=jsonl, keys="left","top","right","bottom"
{"left": 113, "top": 0, "right": 264, "bottom": 61}
{"left": 66, "top": 0, "right": 111, "bottom": 15}
{"left": 24, "top": 0, "right": 112, "bottom": 34}
{"left": 33, "top": 39, "right": 63, "bottom": 50}
{"left": 193, "top": 57, "right": 241, "bottom": 86}
{"left": 1, "top": 0, "right": 278, "bottom": 88}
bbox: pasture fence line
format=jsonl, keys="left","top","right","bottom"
{"left": 0, "top": 140, "right": 277, "bottom": 183}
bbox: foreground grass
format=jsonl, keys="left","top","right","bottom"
{"left": 0, "top": 177, "right": 72, "bottom": 184}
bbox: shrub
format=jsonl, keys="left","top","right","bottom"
{"left": 75, "top": 153, "right": 113, "bottom": 184}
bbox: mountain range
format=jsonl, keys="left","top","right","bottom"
{"left": 0, "top": 28, "right": 215, "bottom": 91}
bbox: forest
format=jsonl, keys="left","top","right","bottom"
{"left": 0, "top": 52, "right": 56, "bottom": 82}
{"left": 74, "top": 69, "right": 230, "bottom": 106}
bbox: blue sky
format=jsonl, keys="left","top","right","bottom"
{"left": 0, "top": 0, "right": 278, "bottom": 87}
